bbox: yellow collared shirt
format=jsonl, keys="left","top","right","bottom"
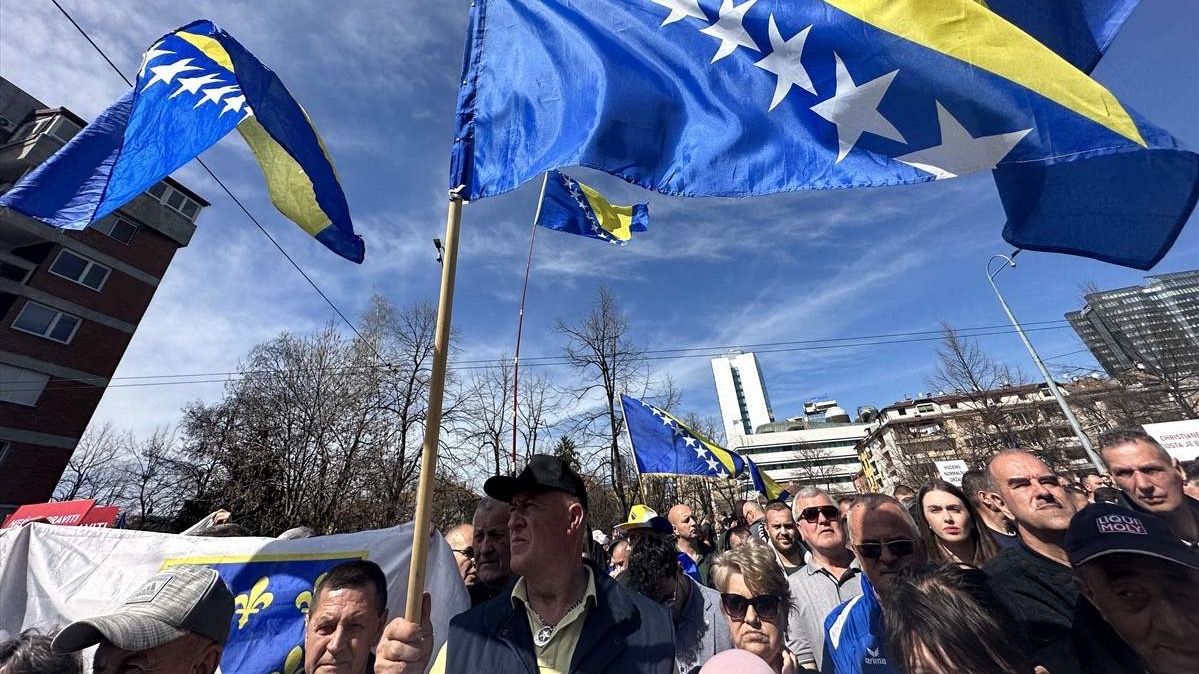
{"left": 430, "top": 567, "right": 597, "bottom": 674}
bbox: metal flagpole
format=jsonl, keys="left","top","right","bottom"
{"left": 511, "top": 172, "right": 551, "bottom": 470}
{"left": 405, "top": 189, "right": 465, "bottom": 621}
{"left": 986, "top": 251, "right": 1106, "bottom": 474}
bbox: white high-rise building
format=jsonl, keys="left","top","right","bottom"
{"left": 711, "top": 351, "right": 775, "bottom": 444}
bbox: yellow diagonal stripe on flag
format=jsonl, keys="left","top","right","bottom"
{"left": 578, "top": 181, "right": 637, "bottom": 241}
{"left": 824, "top": 0, "right": 1145, "bottom": 146}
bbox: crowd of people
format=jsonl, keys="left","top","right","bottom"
{"left": 2, "top": 428, "right": 1197, "bottom": 674}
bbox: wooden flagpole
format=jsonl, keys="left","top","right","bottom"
{"left": 405, "top": 190, "right": 464, "bottom": 622}
{"left": 510, "top": 172, "right": 550, "bottom": 470}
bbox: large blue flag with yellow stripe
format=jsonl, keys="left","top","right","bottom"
{"left": 450, "top": 0, "right": 1196, "bottom": 270}
{"left": 0, "top": 20, "right": 363, "bottom": 263}
{"left": 621, "top": 394, "right": 744, "bottom": 479}
{"left": 537, "top": 169, "right": 649, "bottom": 244}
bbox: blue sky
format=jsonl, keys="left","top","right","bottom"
{"left": 1, "top": 1, "right": 1196, "bottom": 440}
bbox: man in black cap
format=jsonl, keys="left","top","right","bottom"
{"left": 51, "top": 565, "right": 233, "bottom": 674}
{"left": 1067, "top": 502, "right": 1199, "bottom": 674}
{"left": 374, "top": 455, "right": 675, "bottom": 673}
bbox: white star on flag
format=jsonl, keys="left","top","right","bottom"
{"left": 896, "top": 102, "right": 1032, "bottom": 180}
{"left": 660, "top": 415, "right": 675, "bottom": 427}
{"left": 143, "top": 58, "right": 203, "bottom": 92}
{"left": 138, "top": 46, "right": 172, "bottom": 79}
{"left": 170, "top": 73, "right": 224, "bottom": 99}
{"left": 699, "top": 0, "right": 759, "bottom": 63}
{"left": 810, "top": 53, "right": 905, "bottom": 163}
{"left": 753, "top": 15, "right": 815, "bottom": 111}
{"left": 706, "top": 457, "right": 721, "bottom": 472}
{"left": 692, "top": 444, "right": 708, "bottom": 459}
{"left": 194, "top": 85, "right": 241, "bottom": 109}
{"left": 652, "top": 0, "right": 706, "bottom": 27}
{"left": 220, "top": 95, "right": 249, "bottom": 116}
{"left": 683, "top": 436, "right": 699, "bottom": 448}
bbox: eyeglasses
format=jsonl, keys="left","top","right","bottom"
{"left": 720, "top": 593, "right": 781, "bottom": 622}
{"left": 854, "top": 539, "right": 916, "bottom": 560}
{"left": 798, "top": 505, "right": 841, "bottom": 523}
{"left": 452, "top": 546, "right": 474, "bottom": 559}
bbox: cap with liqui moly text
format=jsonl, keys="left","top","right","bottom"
{"left": 1066, "top": 502, "right": 1199, "bottom": 569}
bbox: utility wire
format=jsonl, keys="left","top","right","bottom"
{"left": 47, "top": 0, "right": 387, "bottom": 366}
{"left": 10, "top": 323, "right": 1077, "bottom": 394}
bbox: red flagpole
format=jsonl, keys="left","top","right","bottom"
{"left": 511, "top": 172, "right": 550, "bottom": 471}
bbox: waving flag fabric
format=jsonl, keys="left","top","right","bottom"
{"left": 0, "top": 20, "right": 363, "bottom": 263}
{"left": 982, "top": 0, "right": 1139, "bottom": 73}
{"left": 537, "top": 169, "right": 649, "bottom": 244}
{"left": 621, "top": 394, "right": 744, "bottom": 479}
{"left": 746, "top": 456, "right": 790, "bottom": 502}
{"left": 450, "top": 0, "right": 1197, "bottom": 269}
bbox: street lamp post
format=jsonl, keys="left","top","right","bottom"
{"left": 986, "top": 251, "right": 1107, "bottom": 474}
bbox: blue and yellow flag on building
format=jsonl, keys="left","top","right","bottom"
{"left": 537, "top": 169, "right": 649, "bottom": 245}
{"left": 450, "top": 0, "right": 1194, "bottom": 270}
{"left": 621, "top": 394, "right": 743, "bottom": 479}
{"left": 0, "top": 20, "right": 363, "bottom": 263}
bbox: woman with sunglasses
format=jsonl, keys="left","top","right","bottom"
{"left": 914, "top": 480, "right": 999, "bottom": 567}
{"left": 709, "top": 544, "right": 799, "bottom": 674}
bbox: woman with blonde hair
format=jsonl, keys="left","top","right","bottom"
{"left": 914, "top": 479, "right": 999, "bottom": 567}
{"left": 708, "top": 543, "right": 799, "bottom": 674}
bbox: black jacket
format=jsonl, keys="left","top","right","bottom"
{"left": 447, "top": 567, "right": 675, "bottom": 673}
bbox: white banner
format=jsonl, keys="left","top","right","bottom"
{"left": 0, "top": 521, "right": 468, "bottom": 674}
{"left": 934, "top": 460, "right": 969, "bottom": 486}
{"left": 1143, "top": 419, "right": 1199, "bottom": 461}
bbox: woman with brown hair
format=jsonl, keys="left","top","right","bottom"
{"left": 914, "top": 479, "right": 999, "bottom": 567}
{"left": 709, "top": 543, "right": 799, "bottom": 674}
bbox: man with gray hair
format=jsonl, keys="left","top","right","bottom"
{"left": 0, "top": 632, "right": 80, "bottom": 674}
{"left": 469, "top": 497, "right": 515, "bottom": 606}
{"left": 822, "top": 493, "right": 925, "bottom": 673}
{"left": 51, "top": 565, "right": 233, "bottom": 674}
{"left": 982, "top": 449, "right": 1081, "bottom": 672}
{"left": 1099, "top": 428, "right": 1198, "bottom": 547}
{"left": 786, "top": 487, "right": 862, "bottom": 670}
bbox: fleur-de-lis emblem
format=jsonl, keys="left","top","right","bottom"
{"left": 234, "top": 576, "right": 274, "bottom": 629}
{"left": 269, "top": 646, "right": 304, "bottom": 674}
{"left": 295, "top": 572, "right": 329, "bottom": 615}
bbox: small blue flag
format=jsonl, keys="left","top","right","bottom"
{"left": 0, "top": 20, "right": 363, "bottom": 263}
{"left": 746, "top": 456, "right": 790, "bottom": 502}
{"left": 450, "top": 0, "right": 1196, "bottom": 270}
{"left": 537, "top": 169, "right": 649, "bottom": 244}
{"left": 621, "top": 394, "right": 743, "bottom": 478}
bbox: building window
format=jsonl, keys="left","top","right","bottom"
{"left": 49, "top": 249, "right": 110, "bottom": 291}
{"left": 23, "top": 115, "right": 80, "bottom": 145}
{"left": 0, "top": 441, "right": 9, "bottom": 470}
{"left": 0, "top": 259, "right": 34, "bottom": 283}
{"left": 90, "top": 216, "right": 138, "bottom": 245}
{"left": 0, "top": 362, "right": 49, "bottom": 406}
{"left": 12, "top": 301, "right": 81, "bottom": 343}
{"left": 148, "top": 182, "right": 201, "bottom": 222}
{"left": 917, "top": 403, "right": 936, "bottom": 413}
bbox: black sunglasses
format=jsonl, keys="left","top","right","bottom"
{"left": 798, "top": 505, "right": 841, "bottom": 523}
{"left": 452, "top": 546, "right": 475, "bottom": 559}
{"left": 720, "top": 593, "right": 781, "bottom": 622}
{"left": 854, "top": 539, "right": 915, "bottom": 560}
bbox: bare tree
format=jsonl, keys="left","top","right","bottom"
{"left": 53, "top": 422, "right": 128, "bottom": 503}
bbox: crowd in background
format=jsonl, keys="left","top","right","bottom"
{"left": 3, "top": 427, "right": 1198, "bottom": 674}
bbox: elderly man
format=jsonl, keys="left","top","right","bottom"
{"left": 52, "top": 565, "right": 233, "bottom": 674}
{"left": 375, "top": 455, "right": 675, "bottom": 673}
{"left": 470, "top": 497, "right": 514, "bottom": 606}
{"left": 1099, "top": 428, "right": 1199, "bottom": 547}
{"left": 735, "top": 499, "right": 769, "bottom": 544}
{"left": 303, "top": 560, "right": 390, "bottom": 674}
{"left": 785, "top": 487, "right": 862, "bottom": 670}
{"left": 961, "top": 469, "right": 1019, "bottom": 549}
{"left": 763, "top": 501, "right": 804, "bottom": 575}
{"left": 822, "top": 494, "right": 925, "bottom": 674}
{"left": 1066, "top": 502, "right": 1199, "bottom": 674}
{"left": 443, "top": 523, "right": 477, "bottom": 588}
{"left": 983, "top": 450, "right": 1081, "bottom": 671}
{"left": 668, "top": 504, "right": 711, "bottom": 585}
{"left": 627, "top": 533, "right": 733, "bottom": 673}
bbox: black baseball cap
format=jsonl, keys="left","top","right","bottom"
{"left": 484, "top": 455, "right": 588, "bottom": 509}
{"left": 1066, "top": 502, "right": 1199, "bottom": 569}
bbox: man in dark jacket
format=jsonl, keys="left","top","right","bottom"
{"left": 374, "top": 455, "right": 675, "bottom": 673}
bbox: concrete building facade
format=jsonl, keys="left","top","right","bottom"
{"left": 711, "top": 351, "right": 774, "bottom": 444}
{"left": 0, "top": 78, "right": 206, "bottom": 515}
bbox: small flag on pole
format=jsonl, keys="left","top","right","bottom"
{"left": 535, "top": 169, "right": 648, "bottom": 245}
{"left": 746, "top": 456, "right": 790, "bottom": 502}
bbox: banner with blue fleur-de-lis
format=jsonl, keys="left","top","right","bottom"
{"left": 0, "top": 522, "right": 470, "bottom": 674}
{"left": 161, "top": 554, "right": 361, "bottom": 674}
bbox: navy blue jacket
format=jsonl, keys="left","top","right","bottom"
{"left": 446, "top": 567, "right": 675, "bottom": 673}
